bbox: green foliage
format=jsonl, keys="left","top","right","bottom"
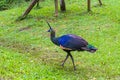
{"left": 0, "top": 0, "right": 29, "bottom": 11}
{"left": 0, "top": 0, "right": 9, "bottom": 10}
{"left": 0, "top": 0, "right": 120, "bottom": 80}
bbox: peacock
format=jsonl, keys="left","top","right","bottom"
{"left": 46, "top": 21, "right": 97, "bottom": 70}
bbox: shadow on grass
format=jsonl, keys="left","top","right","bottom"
{"left": 0, "top": 38, "right": 41, "bottom": 54}
{"left": 39, "top": 52, "right": 97, "bottom": 75}
{"left": 15, "top": 9, "right": 101, "bottom": 22}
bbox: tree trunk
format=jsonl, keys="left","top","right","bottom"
{"left": 36, "top": 0, "right": 40, "bottom": 8}
{"left": 87, "top": 0, "right": 91, "bottom": 11}
{"left": 98, "top": 0, "right": 102, "bottom": 5}
{"left": 20, "top": 0, "right": 39, "bottom": 19}
{"left": 25, "top": 0, "right": 31, "bottom": 2}
{"left": 54, "top": 0, "right": 58, "bottom": 16}
{"left": 60, "top": 0, "right": 66, "bottom": 11}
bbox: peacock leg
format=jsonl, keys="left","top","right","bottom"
{"left": 68, "top": 52, "right": 76, "bottom": 70}
{"left": 61, "top": 53, "right": 69, "bottom": 67}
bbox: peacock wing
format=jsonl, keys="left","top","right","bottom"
{"left": 58, "top": 34, "right": 88, "bottom": 50}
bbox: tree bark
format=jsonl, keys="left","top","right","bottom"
{"left": 21, "top": 0, "right": 39, "bottom": 19}
{"left": 87, "top": 0, "right": 91, "bottom": 11}
{"left": 25, "top": 0, "right": 31, "bottom": 2}
{"left": 54, "top": 0, "right": 58, "bottom": 16}
{"left": 60, "top": 0, "right": 66, "bottom": 11}
{"left": 36, "top": 0, "right": 40, "bottom": 8}
{"left": 98, "top": 0, "right": 102, "bottom": 5}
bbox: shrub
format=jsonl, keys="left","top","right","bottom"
{"left": 0, "top": 0, "right": 9, "bottom": 10}
{"left": 0, "top": 0, "right": 29, "bottom": 11}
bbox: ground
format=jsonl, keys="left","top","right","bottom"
{"left": 0, "top": 0, "right": 120, "bottom": 80}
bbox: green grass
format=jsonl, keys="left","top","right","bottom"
{"left": 0, "top": 0, "right": 120, "bottom": 80}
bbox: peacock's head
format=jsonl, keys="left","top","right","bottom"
{"left": 87, "top": 44, "right": 97, "bottom": 53}
{"left": 46, "top": 21, "right": 55, "bottom": 33}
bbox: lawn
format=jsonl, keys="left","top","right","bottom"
{"left": 0, "top": 0, "right": 120, "bottom": 80}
